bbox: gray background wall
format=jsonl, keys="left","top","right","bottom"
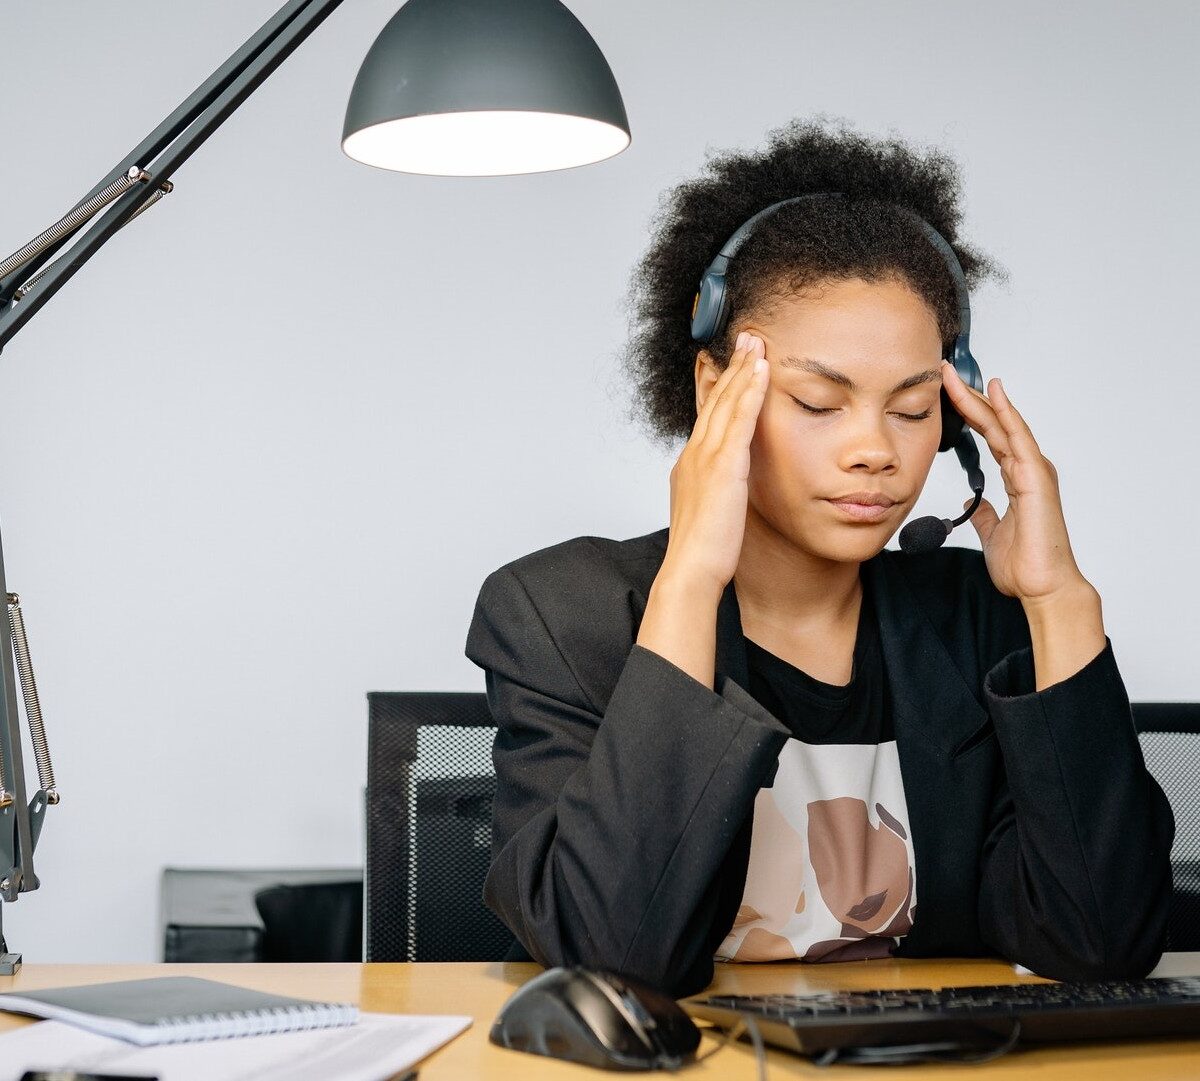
{"left": 0, "top": 0, "right": 1196, "bottom": 962}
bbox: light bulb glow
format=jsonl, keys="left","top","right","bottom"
{"left": 342, "top": 110, "right": 631, "bottom": 176}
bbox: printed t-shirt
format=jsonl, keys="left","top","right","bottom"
{"left": 715, "top": 577, "right": 918, "bottom": 963}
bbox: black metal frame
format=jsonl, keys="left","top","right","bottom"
{"left": 0, "top": 0, "right": 353, "bottom": 966}
{"left": 1133, "top": 704, "right": 1200, "bottom": 736}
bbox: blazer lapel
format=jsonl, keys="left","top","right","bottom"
{"left": 865, "top": 551, "right": 992, "bottom": 956}
{"left": 866, "top": 553, "right": 990, "bottom": 757}
{"left": 715, "top": 577, "right": 750, "bottom": 693}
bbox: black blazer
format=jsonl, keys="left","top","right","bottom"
{"left": 464, "top": 526, "right": 1174, "bottom": 998}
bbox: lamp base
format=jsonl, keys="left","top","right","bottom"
{"left": 0, "top": 951, "right": 20, "bottom": 975}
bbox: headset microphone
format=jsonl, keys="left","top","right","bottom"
{"left": 689, "top": 192, "right": 987, "bottom": 555}
{"left": 897, "top": 429, "right": 986, "bottom": 554}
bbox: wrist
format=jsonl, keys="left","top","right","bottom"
{"left": 1020, "top": 578, "right": 1102, "bottom": 629}
{"left": 654, "top": 557, "right": 728, "bottom": 608}
{"left": 638, "top": 562, "right": 723, "bottom": 691}
{"left": 1019, "top": 579, "right": 1106, "bottom": 692}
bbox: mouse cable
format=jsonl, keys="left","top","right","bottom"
{"left": 693, "top": 1015, "right": 768, "bottom": 1081}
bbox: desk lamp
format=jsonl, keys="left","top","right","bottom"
{"left": 0, "top": 0, "right": 630, "bottom": 973}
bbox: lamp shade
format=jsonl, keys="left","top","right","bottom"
{"left": 342, "top": 0, "right": 631, "bottom": 176}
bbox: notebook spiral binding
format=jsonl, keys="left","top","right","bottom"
{"left": 150, "top": 1001, "right": 360, "bottom": 1043}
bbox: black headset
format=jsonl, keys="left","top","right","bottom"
{"left": 688, "top": 192, "right": 986, "bottom": 554}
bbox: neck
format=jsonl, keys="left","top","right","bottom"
{"left": 733, "top": 506, "right": 864, "bottom": 631}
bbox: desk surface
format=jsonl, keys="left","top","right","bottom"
{"left": 3, "top": 956, "right": 1199, "bottom": 1079}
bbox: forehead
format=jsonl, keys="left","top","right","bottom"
{"left": 755, "top": 277, "right": 943, "bottom": 384}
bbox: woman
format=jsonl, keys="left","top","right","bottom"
{"left": 464, "top": 118, "right": 1174, "bottom": 998}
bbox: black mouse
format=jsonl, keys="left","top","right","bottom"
{"left": 490, "top": 965, "right": 702, "bottom": 1070}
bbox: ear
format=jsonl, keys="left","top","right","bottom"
{"left": 694, "top": 348, "right": 722, "bottom": 416}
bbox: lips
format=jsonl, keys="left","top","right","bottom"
{"left": 830, "top": 492, "right": 896, "bottom": 507}
{"left": 826, "top": 499, "right": 895, "bottom": 523}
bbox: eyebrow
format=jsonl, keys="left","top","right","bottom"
{"left": 777, "top": 355, "right": 942, "bottom": 394}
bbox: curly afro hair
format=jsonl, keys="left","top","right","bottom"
{"left": 618, "top": 115, "right": 1007, "bottom": 449}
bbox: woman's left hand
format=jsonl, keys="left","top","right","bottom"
{"left": 940, "top": 361, "right": 1090, "bottom": 605}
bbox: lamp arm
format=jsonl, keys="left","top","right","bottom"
{"left": 0, "top": 0, "right": 349, "bottom": 353}
{"left": 0, "top": 0, "right": 355, "bottom": 971}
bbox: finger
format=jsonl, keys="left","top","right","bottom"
{"left": 946, "top": 369, "right": 1053, "bottom": 504}
{"left": 965, "top": 495, "right": 1000, "bottom": 547}
{"left": 718, "top": 351, "right": 770, "bottom": 453}
{"left": 693, "top": 352, "right": 740, "bottom": 443}
{"left": 970, "top": 374, "right": 1043, "bottom": 464}
{"left": 706, "top": 336, "right": 766, "bottom": 447}
{"left": 694, "top": 333, "right": 754, "bottom": 443}
{"left": 941, "top": 360, "right": 993, "bottom": 407}
{"left": 988, "top": 377, "right": 1044, "bottom": 461}
{"left": 694, "top": 349, "right": 752, "bottom": 445}
{"left": 941, "top": 362, "right": 1014, "bottom": 464}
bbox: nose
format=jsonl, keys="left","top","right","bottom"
{"left": 837, "top": 410, "right": 900, "bottom": 474}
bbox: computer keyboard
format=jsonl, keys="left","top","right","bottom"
{"left": 686, "top": 977, "right": 1200, "bottom": 1061}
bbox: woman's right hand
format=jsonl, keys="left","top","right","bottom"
{"left": 662, "top": 330, "right": 770, "bottom": 598}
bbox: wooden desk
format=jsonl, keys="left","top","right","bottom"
{"left": 2, "top": 956, "right": 1199, "bottom": 1079}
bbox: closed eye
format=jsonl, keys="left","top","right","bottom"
{"left": 791, "top": 397, "right": 934, "bottom": 422}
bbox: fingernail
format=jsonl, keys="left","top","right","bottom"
{"left": 736, "top": 331, "right": 747, "bottom": 349}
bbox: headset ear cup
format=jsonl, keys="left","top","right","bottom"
{"left": 711, "top": 283, "right": 730, "bottom": 345}
{"left": 938, "top": 385, "right": 962, "bottom": 453}
{"left": 690, "top": 275, "right": 721, "bottom": 343}
{"left": 939, "top": 340, "right": 982, "bottom": 451}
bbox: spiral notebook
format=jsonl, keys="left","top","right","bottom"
{"left": 0, "top": 975, "right": 358, "bottom": 1045}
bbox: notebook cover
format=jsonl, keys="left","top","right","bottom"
{"left": 0, "top": 975, "right": 357, "bottom": 1044}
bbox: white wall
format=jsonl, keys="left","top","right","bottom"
{"left": 0, "top": 0, "right": 1196, "bottom": 962}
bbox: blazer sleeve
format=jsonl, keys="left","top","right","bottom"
{"left": 978, "top": 635, "right": 1176, "bottom": 980}
{"left": 465, "top": 563, "right": 789, "bottom": 997}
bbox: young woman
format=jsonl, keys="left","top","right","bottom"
{"left": 464, "top": 118, "right": 1175, "bottom": 998}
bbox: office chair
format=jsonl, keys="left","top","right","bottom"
{"left": 365, "top": 690, "right": 515, "bottom": 962}
{"left": 254, "top": 879, "right": 364, "bottom": 962}
{"left": 1133, "top": 702, "right": 1200, "bottom": 951}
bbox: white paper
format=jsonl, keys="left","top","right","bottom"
{"left": 0, "top": 1012, "right": 471, "bottom": 1081}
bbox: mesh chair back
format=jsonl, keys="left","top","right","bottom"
{"left": 366, "top": 690, "right": 514, "bottom": 962}
{"left": 1133, "top": 702, "right": 1200, "bottom": 951}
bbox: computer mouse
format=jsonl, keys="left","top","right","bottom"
{"left": 489, "top": 965, "right": 702, "bottom": 1070}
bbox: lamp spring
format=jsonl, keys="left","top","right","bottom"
{"left": 6, "top": 595, "right": 57, "bottom": 805}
